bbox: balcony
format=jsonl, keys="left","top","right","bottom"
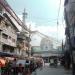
{"left": 26, "top": 37, "right": 31, "bottom": 42}
{"left": 1, "top": 38, "right": 16, "bottom": 47}
{"left": 17, "top": 31, "right": 30, "bottom": 40}
{"left": 17, "top": 34, "right": 26, "bottom": 40}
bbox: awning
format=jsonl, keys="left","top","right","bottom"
{"left": 0, "top": 52, "right": 13, "bottom": 57}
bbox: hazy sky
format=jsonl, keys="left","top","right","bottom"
{"left": 7, "top": 0, "right": 65, "bottom": 41}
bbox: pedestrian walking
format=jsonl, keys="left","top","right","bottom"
{"left": 54, "top": 58, "right": 57, "bottom": 67}
{"left": 17, "top": 63, "right": 24, "bottom": 75}
{"left": 11, "top": 58, "right": 17, "bottom": 75}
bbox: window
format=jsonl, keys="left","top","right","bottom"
{"left": 5, "top": 22, "right": 9, "bottom": 28}
{"left": 8, "top": 26, "right": 11, "bottom": 29}
{"left": 12, "top": 38, "right": 15, "bottom": 43}
{"left": 2, "top": 33, "right": 8, "bottom": 39}
{"left": 9, "top": 36, "right": 11, "bottom": 39}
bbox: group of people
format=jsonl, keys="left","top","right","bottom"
{"left": 0, "top": 57, "right": 44, "bottom": 75}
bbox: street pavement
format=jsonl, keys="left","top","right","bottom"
{"left": 32, "top": 65, "right": 72, "bottom": 75}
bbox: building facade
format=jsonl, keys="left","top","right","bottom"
{"left": 0, "top": 4, "right": 19, "bottom": 53}
{"left": 17, "top": 31, "right": 31, "bottom": 57}
{"left": 0, "top": 0, "right": 30, "bottom": 57}
{"left": 40, "top": 38, "right": 53, "bottom": 51}
{"left": 30, "top": 31, "right": 61, "bottom": 62}
{"left": 64, "top": 0, "right": 75, "bottom": 51}
{"left": 64, "top": 0, "right": 75, "bottom": 73}
{"left": 16, "top": 9, "right": 32, "bottom": 57}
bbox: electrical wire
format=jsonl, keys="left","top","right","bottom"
{"left": 57, "top": 0, "right": 61, "bottom": 25}
{"left": 57, "top": 0, "right": 61, "bottom": 42}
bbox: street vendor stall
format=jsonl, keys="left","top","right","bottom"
{"left": 0, "top": 52, "right": 19, "bottom": 75}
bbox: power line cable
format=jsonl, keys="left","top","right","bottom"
{"left": 57, "top": 0, "right": 61, "bottom": 42}
{"left": 57, "top": 0, "right": 61, "bottom": 25}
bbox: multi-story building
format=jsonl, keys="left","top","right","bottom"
{"left": 0, "top": 2, "right": 19, "bottom": 53}
{"left": 64, "top": 0, "right": 75, "bottom": 73}
{"left": 0, "top": 0, "right": 30, "bottom": 57}
{"left": 16, "top": 9, "right": 31, "bottom": 57}
{"left": 17, "top": 31, "right": 31, "bottom": 57}
{"left": 30, "top": 31, "right": 61, "bottom": 62}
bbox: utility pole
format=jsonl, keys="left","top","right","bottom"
{"left": 22, "top": 8, "right": 29, "bottom": 57}
{"left": 22, "top": 8, "right": 31, "bottom": 57}
{"left": 62, "top": 40, "right": 64, "bottom": 53}
{"left": 28, "top": 24, "right": 31, "bottom": 57}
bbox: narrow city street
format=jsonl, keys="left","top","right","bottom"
{"left": 0, "top": 0, "right": 75, "bottom": 75}
{"left": 32, "top": 65, "right": 72, "bottom": 75}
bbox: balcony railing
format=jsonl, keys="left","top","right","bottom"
{"left": 1, "top": 38, "right": 16, "bottom": 47}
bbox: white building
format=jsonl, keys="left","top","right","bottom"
{"left": 30, "top": 31, "right": 54, "bottom": 52}
{"left": 40, "top": 38, "right": 53, "bottom": 51}
{"left": 30, "top": 31, "right": 61, "bottom": 62}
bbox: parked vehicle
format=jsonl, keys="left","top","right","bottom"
{"left": 49, "top": 59, "right": 54, "bottom": 66}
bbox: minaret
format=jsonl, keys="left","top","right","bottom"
{"left": 22, "top": 8, "right": 27, "bottom": 30}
